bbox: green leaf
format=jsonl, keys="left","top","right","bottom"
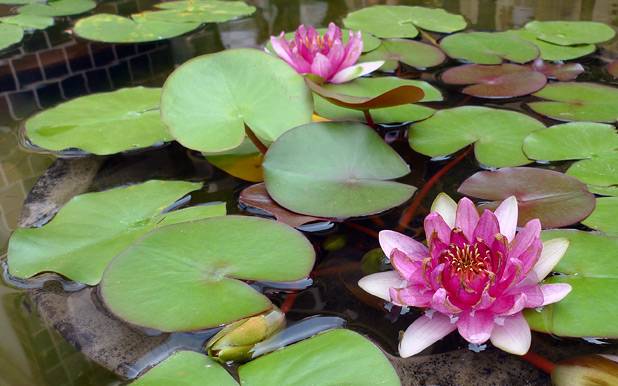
{"left": 18, "top": 0, "right": 95, "bottom": 17}
{"left": 0, "top": 0, "right": 35, "bottom": 4}
{"left": 265, "top": 27, "right": 381, "bottom": 54}
{"left": 204, "top": 137, "right": 264, "bottom": 182}
{"left": 525, "top": 230, "right": 618, "bottom": 337}
{"left": 509, "top": 29, "right": 595, "bottom": 61}
{"left": 6, "top": 180, "right": 225, "bottom": 285}
{"left": 25, "top": 87, "right": 171, "bottom": 155}
{"left": 404, "top": 6, "right": 467, "bottom": 33}
{"left": 0, "top": 23, "right": 23, "bottom": 51}
{"left": 440, "top": 32, "right": 539, "bottom": 64}
{"left": 100, "top": 215, "right": 315, "bottom": 331}
{"left": 582, "top": 197, "right": 618, "bottom": 235}
{"left": 0, "top": 14, "right": 54, "bottom": 30}
{"left": 238, "top": 329, "right": 400, "bottom": 386}
{"left": 130, "top": 351, "right": 238, "bottom": 386}
{"left": 161, "top": 48, "right": 313, "bottom": 152}
{"left": 524, "top": 20, "right": 615, "bottom": 46}
{"left": 409, "top": 106, "right": 544, "bottom": 167}
{"left": 359, "top": 39, "right": 445, "bottom": 70}
{"left": 141, "top": 0, "right": 255, "bottom": 24}
{"left": 566, "top": 152, "right": 618, "bottom": 188}
{"left": 263, "top": 122, "right": 416, "bottom": 218}
{"left": 313, "top": 77, "right": 441, "bottom": 123}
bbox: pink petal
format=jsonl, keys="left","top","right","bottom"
{"left": 518, "top": 238, "right": 543, "bottom": 277}
{"left": 431, "top": 288, "right": 463, "bottom": 315}
{"left": 531, "top": 238, "right": 569, "bottom": 281}
{"left": 329, "top": 61, "right": 384, "bottom": 83}
{"left": 518, "top": 283, "right": 544, "bottom": 308}
{"left": 540, "top": 283, "right": 572, "bottom": 306}
{"left": 499, "top": 293, "right": 527, "bottom": 316}
{"left": 490, "top": 313, "right": 531, "bottom": 355}
{"left": 340, "top": 30, "right": 363, "bottom": 69}
{"left": 324, "top": 22, "right": 341, "bottom": 43}
{"left": 424, "top": 212, "right": 452, "bottom": 244}
{"left": 399, "top": 313, "right": 456, "bottom": 357}
{"left": 270, "top": 34, "right": 296, "bottom": 66}
{"left": 390, "top": 285, "right": 432, "bottom": 307}
{"left": 391, "top": 249, "right": 425, "bottom": 284}
{"left": 379, "top": 230, "right": 428, "bottom": 261}
{"left": 494, "top": 196, "right": 518, "bottom": 242}
{"left": 358, "top": 271, "right": 405, "bottom": 302}
{"left": 327, "top": 40, "right": 345, "bottom": 71}
{"left": 455, "top": 197, "right": 480, "bottom": 241}
{"left": 430, "top": 193, "right": 457, "bottom": 228}
{"left": 457, "top": 310, "right": 494, "bottom": 344}
{"left": 472, "top": 210, "right": 500, "bottom": 243}
{"left": 510, "top": 219, "right": 541, "bottom": 260}
{"left": 311, "top": 52, "right": 334, "bottom": 80}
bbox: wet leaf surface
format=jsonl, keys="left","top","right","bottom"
{"left": 440, "top": 31, "right": 539, "bottom": 64}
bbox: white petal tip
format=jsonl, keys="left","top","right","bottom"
{"left": 358, "top": 271, "right": 404, "bottom": 302}
{"left": 430, "top": 193, "right": 457, "bottom": 228}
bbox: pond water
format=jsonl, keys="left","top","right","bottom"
{"left": 1, "top": 1, "right": 618, "bottom": 385}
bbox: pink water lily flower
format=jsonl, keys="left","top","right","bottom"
{"left": 270, "top": 22, "right": 383, "bottom": 84}
{"left": 359, "top": 194, "right": 572, "bottom": 357}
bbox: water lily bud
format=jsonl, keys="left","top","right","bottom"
{"left": 552, "top": 354, "right": 618, "bottom": 386}
{"left": 206, "top": 307, "right": 285, "bottom": 362}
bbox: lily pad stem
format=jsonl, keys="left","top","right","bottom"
{"left": 363, "top": 109, "right": 377, "bottom": 130}
{"left": 520, "top": 351, "right": 555, "bottom": 374}
{"left": 245, "top": 124, "right": 268, "bottom": 155}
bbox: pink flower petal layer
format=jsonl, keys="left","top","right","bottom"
{"left": 399, "top": 313, "right": 456, "bottom": 358}
{"left": 357, "top": 271, "right": 405, "bottom": 302}
{"left": 490, "top": 313, "right": 531, "bottom": 355}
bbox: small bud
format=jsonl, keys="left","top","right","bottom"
{"left": 552, "top": 354, "right": 618, "bottom": 386}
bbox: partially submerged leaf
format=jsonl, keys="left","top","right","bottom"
{"left": 440, "top": 31, "right": 539, "bottom": 64}
{"left": 359, "top": 39, "right": 446, "bottom": 70}
{"left": 524, "top": 20, "right": 615, "bottom": 46}
{"left": 582, "top": 197, "right": 618, "bottom": 235}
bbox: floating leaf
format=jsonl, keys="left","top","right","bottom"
{"left": 205, "top": 138, "right": 263, "bottom": 182}
{"left": 509, "top": 29, "right": 595, "bottom": 61}
{"left": 525, "top": 230, "right": 618, "bottom": 337}
{"left": 265, "top": 27, "right": 381, "bottom": 54}
{"left": 18, "top": 0, "right": 95, "bottom": 17}
{"left": 409, "top": 106, "right": 544, "bottom": 167}
{"left": 131, "top": 351, "right": 238, "bottom": 386}
{"left": 401, "top": 6, "right": 467, "bottom": 34}
{"left": 0, "top": 23, "right": 23, "bottom": 51}
{"left": 100, "top": 215, "right": 315, "bottom": 331}
{"left": 0, "top": 0, "right": 35, "bottom": 4}
{"left": 582, "top": 197, "right": 618, "bottom": 235}
{"left": 140, "top": 0, "right": 255, "bottom": 24}
{"left": 587, "top": 185, "right": 618, "bottom": 197}
{"left": 74, "top": 14, "right": 201, "bottom": 43}
{"left": 0, "top": 14, "right": 54, "bottom": 30}
{"left": 25, "top": 87, "right": 171, "bottom": 155}
{"left": 531, "top": 60, "right": 584, "bottom": 81}
{"left": 441, "top": 63, "right": 547, "bottom": 98}
{"left": 359, "top": 39, "right": 446, "bottom": 71}
{"left": 529, "top": 82, "right": 618, "bottom": 123}
{"left": 239, "top": 329, "right": 400, "bottom": 386}
{"left": 524, "top": 20, "right": 615, "bottom": 46}
{"left": 263, "top": 122, "right": 416, "bottom": 218}
{"left": 567, "top": 152, "right": 618, "bottom": 190}
{"left": 440, "top": 32, "right": 539, "bottom": 64}
{"left": 458, "top": 167, "right": 595, "bottom": 228}
{"left": 161, "top": 49, "right": 313, "bottom": 152}
{"left": 7, "top": 180, "right": 227, "bottom": 285}
{"left": 313, "top": 77, "right": 441, "bottom": 123}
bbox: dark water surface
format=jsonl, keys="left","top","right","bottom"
{"left": 1, "top": 1, "right": 618, "bottom": 385}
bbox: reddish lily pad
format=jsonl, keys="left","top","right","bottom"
{"left": 531, "top": 60, "right": 584, "bottom": 81}
{"left": 458, "top": 167, "right": 595, "bottom": 228}
{"left": 359, "top": 39, "right": 445, "bottom": 71}
{"left": 607, "top": 60, "right": 618, "bottom": 79}
{"left": 441, "top": 63, "right": 547, "bottom": 98}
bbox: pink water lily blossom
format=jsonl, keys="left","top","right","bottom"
{"left": 359, "top": 194, "right": 572, "bottom": 357}
{"left": 269, "top": 22, "right": 383, "bottom": 83}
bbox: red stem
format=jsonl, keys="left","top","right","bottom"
{"left": 280, "top": 292, "right": 298, "bottom": 313}
{"left": 245, "top": 124, "right": 268, "bottom": 155}
{"left": 521, "top": 351, "right": 556, "bottom": 374}
{"left": 363, "top": 109, "right": 377, "bottom": 130}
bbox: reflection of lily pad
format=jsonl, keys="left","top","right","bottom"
{"left": 458, "top": 167, "right": 595, "bottom": 228}
{"left": 582, "top": 197, "right": 618, "bottom": 235}
{"left": 266, "top": 27, "right": 381, "bottom": 54}
{"left": 360, "top": 39, "right": 445, "bottom": 71}
{"left": 141, "top": 0, "right": 255, "bottom": 24}
{"left": 0, "top": 14, "right": 53, "bottom": 29}
{"left": 441, "top": 63, "right": 546, "bottom": 98}
{"left": 526, "top": 230, "right": 618, "bottom": 337}
{"left": 101, "top": 215, "right": 315, "bottom": 331}
{"left": 440, "top": 32, "right": 539, "bottom": 64}
{"left": 314, "top": 77, "right": 441, "bottom": 123}
{"left": 566, "top": 152, "right": 618, "bottom": 192}
{"left": 161, "top": 49, "right": 313, "bottom": 152}
{"left": 0, "top": 23, "right": 23, "bottom": 51}
{"left": 524, "top": 20, "right": 615, "bottom": 46}
{"left": 25, "top": 87, "right": 171, "bottom": 155}
{"left": 509, "top": 29, "right": 595, "bottom": 61}
{"left": 18, "top": 0, "right": 95, "bottom": 17}
{"left": 529, "top": 82, "right": 618, "bottom": 123}
{"left": 263, "top": 122, "right": 416, "bottom": 218}
{"left": 7, "top": 180, "right": 226, "bottom": 285}
{"left": 409, "top": 106, "right": 544, "bottom": 167}
{"left": 239, "top": 329, "right": 400, "bottom": 386}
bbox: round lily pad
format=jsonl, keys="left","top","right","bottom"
{"left": 0, "top": 14, "right": 54, "bottom": 30}
{"left": 74, "top": 14, "right": 201, "bottom": 43}
{"left": 265, "top": 27, "right": 381, "bottom": 54}
{"left": 18, "top": 0, "right": 95, "bottom": 17}
{"left": 263, "top": 122, "right": 416, "bottom": 218}
{"left": 440, "top": 32, "right": 539, "bottom": 64}
{"left": 441, "top": 63, "right": 547, "bottom": 98}
{"left": 239, "top": 329, "right": 400, "bottom": 386}
{"left": 360, "top": 39, "right": 445, "bottom": 70}
{"left": 409, "top": 106, "right": 545, "bottom": 167}
{"left": 458, "top": 167, "right": 595, "bottom": 228}
{"left": 524, "top": 20, "right": 615, "bottom": 46}
{"left": 403, "top": 6, "right": 467, "bottom": 33}
{"left": 509, "top": 29, "right": 595, "bottom": 61}
{"left": 161, "top": 49, "right": 313, "bottom": 152}
{"left": 566, "top": 152, "right": 618, "bottom": 189}
{"left": 529, "top": 82, "right": 618, "bottom": 123}
{"left": 313, "top": 77, "right": 441, "bottom": 123}
{"left": 141, "top": 0, "right": 255, "bottom": 24}
{"left": 101, "top": 215, "right": 315, "bottom": 331}
{"left": 582, "top": 197, "right": 618, "bottom": 235}
{"left": 25, "top": 87, "right": 171, "bottom": 155}
{"left": 0, "top": 23, "right": 23, "bottom": 51}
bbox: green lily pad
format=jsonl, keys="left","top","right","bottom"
{"left": 402, "top": 6, "right": 467, "bottom": 34}
{"left": 18, "top": 0, "right": 95, "bottom": 17}
{"left": 7, "top": 180, "right": 227, "bottom": 285}
{"left": 131, "top": 351, "right": 238, "bottom": 386}
{"left": 74, "top": 14, "right": 201, "bottom": 43}
{"left": 567, "top": 152, "right": 618, "bottom": 190}
{"left": 25, "top": 87, "right": 171, "bottom": 155}
{"left": 509, "top": 29, "right": 595, "bottom": 61}
{"left": 529, "top": 82, "right": 618, "bottom": 123}
{"left": 587, "top": 185, "right": 618, "bottom": 197}
{"left": 265, "top": 27, "right": 381, "bottom": 54}
{"left": 525, "top": 230, "right": 618, "bottom": 337}
{"left": 263, "top": 122, "right": 416, "bottom": 218}
{"left": 359, "top": 39, "right": 445, "bottom": 71}
{"left": 239, "top": 329, "right": 400, "bottom": 386}
{"left": 0, "top": 14, "right": 54, "bottom": 30}
{"left": 440, "top": 32, "right": 539, "bottom": 64}
{"left": 140, "top": 0, "right": 255, "bottom": 24}
{"left": 204, "top": 137, "right": 263, "bottom": 182}
{"left": 100, "top": 215, "right": 315, "bottom": 331}
{"left": 0, "top": 0, "right": 35, "bottom": 4}
{"left": 314, "top": 77, "right": 441, "bottom": 123}
{"left": 524, "top": 21, "right": 615, "bottom": 46}
{"left": 409, "top": 106, "right": 544, "bottom": 167}
{"left": 161, "top": 49, "right": 313, "bottom": 152}
{"left": 0, "top": 23, "right": 23, "bottom": 51}
{"left": 582, "top": 197, "right": 618, "bottom": 235}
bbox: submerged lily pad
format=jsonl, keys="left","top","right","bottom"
{"left": 458, "top": 167, "right": 595, "bottom": 228}
{"left": 524, "top": 20, "right": 615, "bottom": 46}
{"left": 525, "top": 230, "right": 618, "bottom": 337}
{"left": 7, "top": 180, "right": 227, "bottom": 285}
{"left": 582, "top": 197, "right": 618, "bottom": 235}
{"left": 360, "top": 39, "right": 446, "bottom": 71}
{"left": 566, "top": 152, "right": 618, "bottom": 191}
{"left": 509, "top": 29, "right": 596, "bottom": 61}
{"left": 529, "top": 82, "right": 618, "bottom": 123}
{"left": 265, "top": 27, "right": 381, "bottom": 54}
{"left": 18, "top": 0, "right": 95, "bottom": 17}
{"left": 141, "top": 0, "right": 255, "bottom": 24}
{"left": 239, "top": 329, "right": 400, "bottom": 386}
{"left": 441, "top": 63, "right": 547, "bottom": 98}
{"left": 161, "top": 49, "right": 313, "bottom": 153}
{"left": 313, "top": 77, "right": 441, "bottom": 123}
{"left": 0, "top": 23, "right": 23, "bottom": 51}
{"left": 263, "top": 122, "right": 416, "bottom": 218}
{"left": 409, "top": 106, "right": 544, "bottom": 167}
{"left": 25, "top": 87, "right": 171, "bottom": 155}
{"left": 101, "top": 215, "right": 315, "bottom": 331}
{"left": 440, "top": 32, "right": 539, "bottom": 64}
{"left": 0, "top": 14, "right": 54, "bottom": 29}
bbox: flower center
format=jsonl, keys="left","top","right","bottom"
{"left": 445, "top": 243, "right": 489, "bottom": 276}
